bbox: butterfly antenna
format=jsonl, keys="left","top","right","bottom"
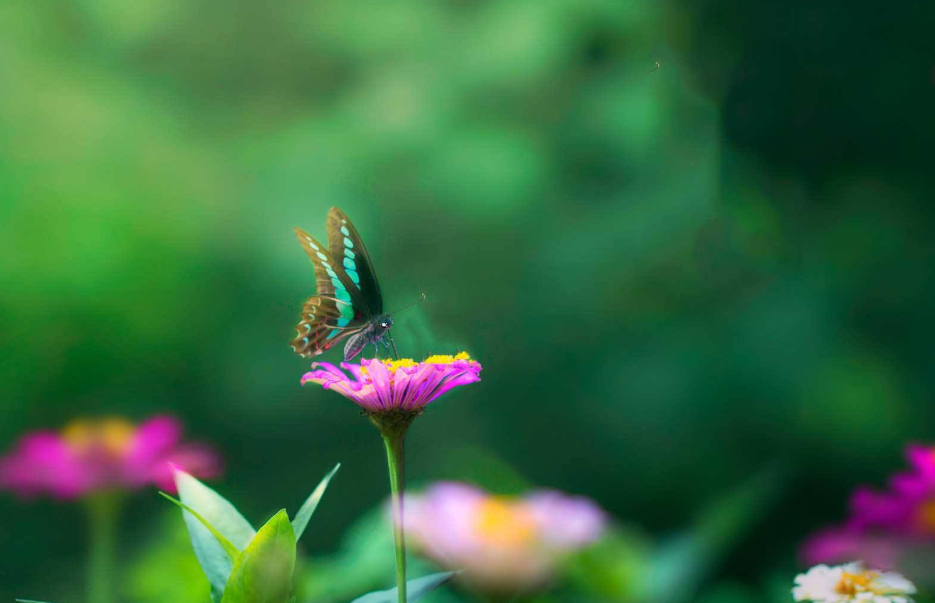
{"left": 388, "top": 293, "right": 427, "bottom": 316}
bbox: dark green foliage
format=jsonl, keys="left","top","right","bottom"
{"left": 2, "top": 0, "right": 934, "bottom": 600}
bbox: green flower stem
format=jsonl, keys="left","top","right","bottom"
{"left": 382, "top": 432, "right": 407, "bottom": 603}
{"left": 85, "top": 493, "right": 122, "bottom": 603}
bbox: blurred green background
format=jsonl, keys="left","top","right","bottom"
{"left": 1, "top": 0, "right": 934, "bottom": 600}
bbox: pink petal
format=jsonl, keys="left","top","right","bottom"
{"left": 526, "top": 490, "right": 607, "bottom": 548}
{"left": 0, "top": 433, "right": 92, "bottom": 499}
{"left": 125, "top": 416, "right": 182, "bottom": 469}
{"left": 152, "top": 444, "right": 223, "bottom": 493}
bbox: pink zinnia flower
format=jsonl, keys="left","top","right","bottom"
{"left": 0, "top": 415, "right": 221, "bottom": 499}
{"left": 303, "top": 352, "right": 482, "bottom": 603}
{"left": 301, "top": 353, "right": 482, "bottom": 417}
{"left": 844, "top": 451, "right": 935, "bottom": 540}
{"left": 902, "top": 445, "right": 935, "bottom": 481}
{"left": 801, "top": 526, "right": 904, "bottom": 569}
{"left": 404, "top": 482, "right": 606, "bottom": 594}
{"left": 801, "top": 444, "right": 935, "bottom": 579}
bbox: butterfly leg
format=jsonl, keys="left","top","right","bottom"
{"left": 373, "top": 342, "right": 381, "bottom": 359}
{"left": 387, "top": 333, "right": 399, "bottom": 360}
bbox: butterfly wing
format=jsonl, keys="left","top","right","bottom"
{"left": 326, "top": 207, "right": 384, "bottom": 315}
{"left": 292, "top": 227, "right": 370, "bottom": 358}
{"left": 293, "top": 296, "right": 364, "bottom": 357}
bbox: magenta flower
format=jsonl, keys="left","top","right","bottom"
{"left": 801, "top": 526, "right": 904, "bottom": 569}
{"left": 0, "top": 415, "right": 221, "bottom": 500}
{"left": 404, "top": 482, "right": 607, "bottom": 594}
{"left": 802, "top": 444, "right": 935, "bottom": 578}
{"left": 301, "top": 353, "right": 482, "bottom": 416}
{"left": 844, "top": 451, "right": 935, "bottom": 540}
{"left": 303, "top": 352, "right": 483, "bottom": 603}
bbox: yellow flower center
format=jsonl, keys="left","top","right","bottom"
{"left": 423, "top": 351, "right": 472, "bottom": 365}
{"left": 62, "top": 418, "right": 136, "bottom": 456}
{"left": 918, "top": 499, "right": 935, "bottom": 534}
{"left": 473, "top": 497, "right": 538, "bottom": 547}
{"left": 835, "top": 570, "right": 876, "bottom": 596}
{"left": 363, "top": 352, "right": 474, "bottom": 375}
{"left": 377, "top": 358, "right": 419, "bottom": 373}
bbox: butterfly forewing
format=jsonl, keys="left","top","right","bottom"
{"left": 326, "top": 207, "right": 384, "bottom": 315}
{"left": 293, "top": 227, "right": 369, "bottom": 312}
{"left": 294, "top": 228, "right": 338, "bottom": 298}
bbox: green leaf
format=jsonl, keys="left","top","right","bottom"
{"left": 565, "top": 528, "right": 652, "bottom": 601}
{"left": 173, "top": 469, "right": 257, "bottom": 598}
{"left": 221, "top": 509, "right": 297, "bottom": 603}
{"left": 349, "top": 571, "right": 458, "bottom": 603}
{"left": 648, "top": 466, "right": 784, "bottom": 603}
{"left": 297, "top": 507, "right": 396, "bottom": 601}
{"left": 292, "top": 463, "right": 340, "bottom": 542}
{"left": 125, "top": 509, "right": 217, "bottom": 603}
{"left": 159, "top": 492, "right": 240, "bottom": 560}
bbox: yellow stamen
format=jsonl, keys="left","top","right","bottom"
{"left": 360, "top": 352, "right": 473, "bottom": 375}
{"left": 835, "top": 570, "right": 877, "bottom": 596}
{"left": 61, "top": 420, "right": 94, "bottom": 450}
{"left": 62, "top": 418, "right": 136, "bottom": 455}
{"left": 380, "top": 358, "right": 418, "bottom": 372}
{"left": 918, "top": 499, "right": 935, "bottom": 533}
{"left": 424, "top": 351, "right": 472, "bottom": 365}
{"left": 474, "top": 497, "right": 538, "bottom": 547}
{"left": 360, "top": 358, "right": 416, "bottom": 375}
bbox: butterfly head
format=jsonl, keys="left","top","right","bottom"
{"left": 377, "top": 314, "right": 394, "bottom": 332}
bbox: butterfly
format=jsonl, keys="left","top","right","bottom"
{"left": 292, "top": 207, "right": 399, "bottom": 361}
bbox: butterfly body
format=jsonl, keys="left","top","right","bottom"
{"left": 292, "top": 208, "right": 394, "bottom": 361}
{"left": 344, "top": 314, "right": 396, "bottom": 360}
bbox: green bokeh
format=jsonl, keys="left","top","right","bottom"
{"left": 1, "top": 0, "right": 934, "bottom": 600}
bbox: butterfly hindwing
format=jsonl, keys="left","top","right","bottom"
{"left": 292, "top": 295, "right": 365, "bottom": 358}
{"left": 326, "top": 207, "right": 383, "bottom": 315}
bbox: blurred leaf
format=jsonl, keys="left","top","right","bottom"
{"left": 174, "top": 470, "right": 257, "bottom": 599}
{"left": 127, "top": 510, "right": 212, "bottom": 603}
{"left": 293, "top": 463, "right": 340, "bottom": 542}
{"left": 695, "top": 582, "right": 761, "bottom": 603}
{"left": 348, "top": 571, "right": 457, "bottom": 603}
{"left": 159, "top": 492, "right": 241, "bottom": 560}
{"left": 221, "top": 510, "right": 297, "bottom": 603}
{"left": 299, "top": 507, "right": 445, "bottom": 603}
{"left": 765, "top": 572, "right": 801, "bottom": 603}
{"left": 299, "top": 509, "right": 396, "bottom": 601}
{"left": 565, "top": 528, "right": 652, "bottom": 602}
{"left": 647, "top": 466, "right": 784, "bottom": 603}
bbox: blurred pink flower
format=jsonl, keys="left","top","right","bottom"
{"left": 405, "top": 482, "right": 606, "bottom": 594}
{"left": 802, "top": 444, "right": 935, "bottom": 571}
{"left": 802, "top": 526, "right": 904, "bottom": 569}
{"left": 903, "top": 445, "right": 935, "bottom": 479}
{"left": 0, "top": 415, "right": 221, "bottom": 500}
{"left": 301, "top": 353, "right": 482, "bottom": 415}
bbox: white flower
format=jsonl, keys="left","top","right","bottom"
{"left": 792, "top": 562, "right": 916, "bottom": 603}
